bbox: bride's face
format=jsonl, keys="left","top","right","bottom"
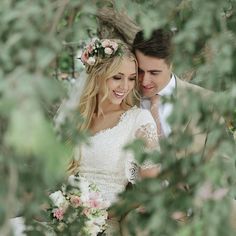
{"left": 105, "top": 57, "right": 136, "bottom": 105}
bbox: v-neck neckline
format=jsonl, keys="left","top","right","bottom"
{"left": 91, "top": 106, "right": 136, "bottom": 138}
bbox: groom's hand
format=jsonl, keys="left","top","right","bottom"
{"left": 140, "top": 164, "right": 162, "bottom": 178}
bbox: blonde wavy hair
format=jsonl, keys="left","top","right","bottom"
{"left": 78, "top": 39, "right": 139, "bottom": 131}
{"left": 68, "top": 40, "right": 139, "bottom": 174}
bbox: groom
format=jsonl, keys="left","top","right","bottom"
{"left": 133, "top": 28, "right": 218, "bottom": 157}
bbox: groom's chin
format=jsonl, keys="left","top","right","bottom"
{"left": 141, "top": 91, "right": 155, "bottom": 98}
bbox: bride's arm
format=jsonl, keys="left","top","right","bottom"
{"left": 134, "top": 112, "right": 161, "bottom": 179}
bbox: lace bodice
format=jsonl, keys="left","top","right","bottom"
{"left": 74, "top": 106, "right": 159, "bottom": 204}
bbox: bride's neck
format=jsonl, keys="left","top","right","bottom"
{"left": 95, "top": 98, "right": 122, "bottom": 117}
{"left": 100, "top": 104, "right": 121, "bottom": 117}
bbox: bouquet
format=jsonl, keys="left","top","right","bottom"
{"left": 49, "top": 174, "right": 110, "bottom": 236}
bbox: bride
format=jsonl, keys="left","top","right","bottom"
{"left": 67, "top": 38, "right": 160, "bottom": 235}
{"left": 9, "top": 38, "right": 160, "bottom": 236}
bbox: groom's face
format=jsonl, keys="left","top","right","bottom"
{"left": 135, "top": 50, "right": 172, "bottom": 98}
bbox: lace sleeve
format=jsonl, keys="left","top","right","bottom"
{"left": 125, "top": 109, "right": 160, "bottom": 183}
{"left": 135, "top": 110, "right": 161, "bottom": 173}
{"left": 134, "top": 109, "right": 159, "bottom": 150}
{"left": 135, "top": 121, "right": 160, "bottom": 170}
{"left": 135, "top": 122, "right": 159, "bottom": 150}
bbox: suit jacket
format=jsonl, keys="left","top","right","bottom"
{"left": 171, "top": 77, "right": 224, "bottom": 159}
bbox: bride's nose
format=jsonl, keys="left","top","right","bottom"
{"left": 119, "top": 78, "right": 128, "bottom": 90}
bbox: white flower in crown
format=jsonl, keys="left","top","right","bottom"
{"left": 104, "top": 47, "right": 113, "bottom": 55}
{"left": 91, "top": 37, "right": 98, "bottom": 43}
{"left": 87, "top": 56, "right": 96, "bottom": 65}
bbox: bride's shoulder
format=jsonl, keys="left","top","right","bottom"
{"left": 126, "top": 107, "right": 156, "bottom": 134}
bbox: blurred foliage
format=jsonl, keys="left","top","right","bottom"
{"left": 112, "top": 0, "right": 236, "bottom": 235}
{"left": 0, "top": 0, "right": 97, "bottom": 235}
{"left": 0, "top": 0, "right": 236, "bottom": 235}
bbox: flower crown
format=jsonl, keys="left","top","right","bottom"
{"left": 80, "top": 38, "right": 122, "bottom": 66}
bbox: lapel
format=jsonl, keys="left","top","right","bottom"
{"left": 174, "top": 77, "right": 192, "bottom": 132}
{"left": 175, "top": 77, "right": 213, "bottom": 134}
{"left": 174, "top": 77, "right": 207, "bottom": 157}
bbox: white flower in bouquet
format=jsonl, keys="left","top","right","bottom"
{"left": 49, "top": 190, "right": 67, "bottom": 208}
{"left": 49, "top": 174, "right": 109, "bottom": 235}
{"left": 68, "top": 174, "right": 80, "bottom": 188}
{"left": 79, "top": 177, "right": 90, "bottom": 195}
{"left": 85, "top": 220, "right": 103, "bottom": 236}
{"left": 91, "top": 213, "right": 107, "bottom": 227}
{"left": 68, "top": 175, "right": 90, "bottom": 194}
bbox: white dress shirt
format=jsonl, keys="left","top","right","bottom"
{"left": 141, "top": 74, "right": 176, "bottom": 137}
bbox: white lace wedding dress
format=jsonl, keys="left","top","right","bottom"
{"left": 75, "top": 106, "right": 159, "bottom": 235}
{"left": 9, "top": 106, "right": 159, "bottom": 236}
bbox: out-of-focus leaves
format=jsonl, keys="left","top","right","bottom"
{"left": 0, "top": 0, "right": 236, "bottom": 235}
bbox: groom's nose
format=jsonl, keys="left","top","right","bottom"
{"left": 141, "top": 73, "right": 150, "bottom": 86}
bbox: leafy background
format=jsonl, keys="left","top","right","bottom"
{"left": 0, "top": 0, "right": 236, "bottom": 235}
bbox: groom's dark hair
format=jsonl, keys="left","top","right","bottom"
{"left": 133, "top": 28, "right": 173, "bottom": 65}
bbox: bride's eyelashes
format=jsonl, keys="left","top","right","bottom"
{"left": 112, "top": 76, "right": 136, "bottom": 81}
{"left": 129, "top": 76, "right": 136, "bottom": 81}
{"left": 112, "top": 76, "right": 122, "bottom": 80}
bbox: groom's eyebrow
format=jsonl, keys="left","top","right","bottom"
{"left": 147, "top": 69, "right": 162, "bottom": 73}
{"left": 138, "top": 68, "right": 162, "bottom": 73}
{"left": 117, "top": 72, "right": 136, "bottom": 75}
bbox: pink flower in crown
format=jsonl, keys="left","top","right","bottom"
{"left": 110, "top": 41, "right": 118, "bottom": 51}
{"left": 53, "top": 208, "right": 64, "bottom": 221}
{"left": 87, "top": 43, "right": 94, "bottom": 53}
{"left": 81, "top": 38, "right": 120, "bottom": 66}
{"left": 70, "top": 195, "right": 82, "bottom": 208}
{"left": 81, "top": 50, "right": 89, "bottom": 63}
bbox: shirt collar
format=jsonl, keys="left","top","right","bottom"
{"left": 158, "top": 74, "right": 176, "bottom": 97}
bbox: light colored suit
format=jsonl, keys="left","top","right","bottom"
{"left": 173, "top": 77, "right": 224, "bottom": 158}
{"left": 142, "top": 75, "right": 224, "bottom": 158}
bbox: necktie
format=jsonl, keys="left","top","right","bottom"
{"left": 150, "top": 94, "right": 164, "bottom": 138}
